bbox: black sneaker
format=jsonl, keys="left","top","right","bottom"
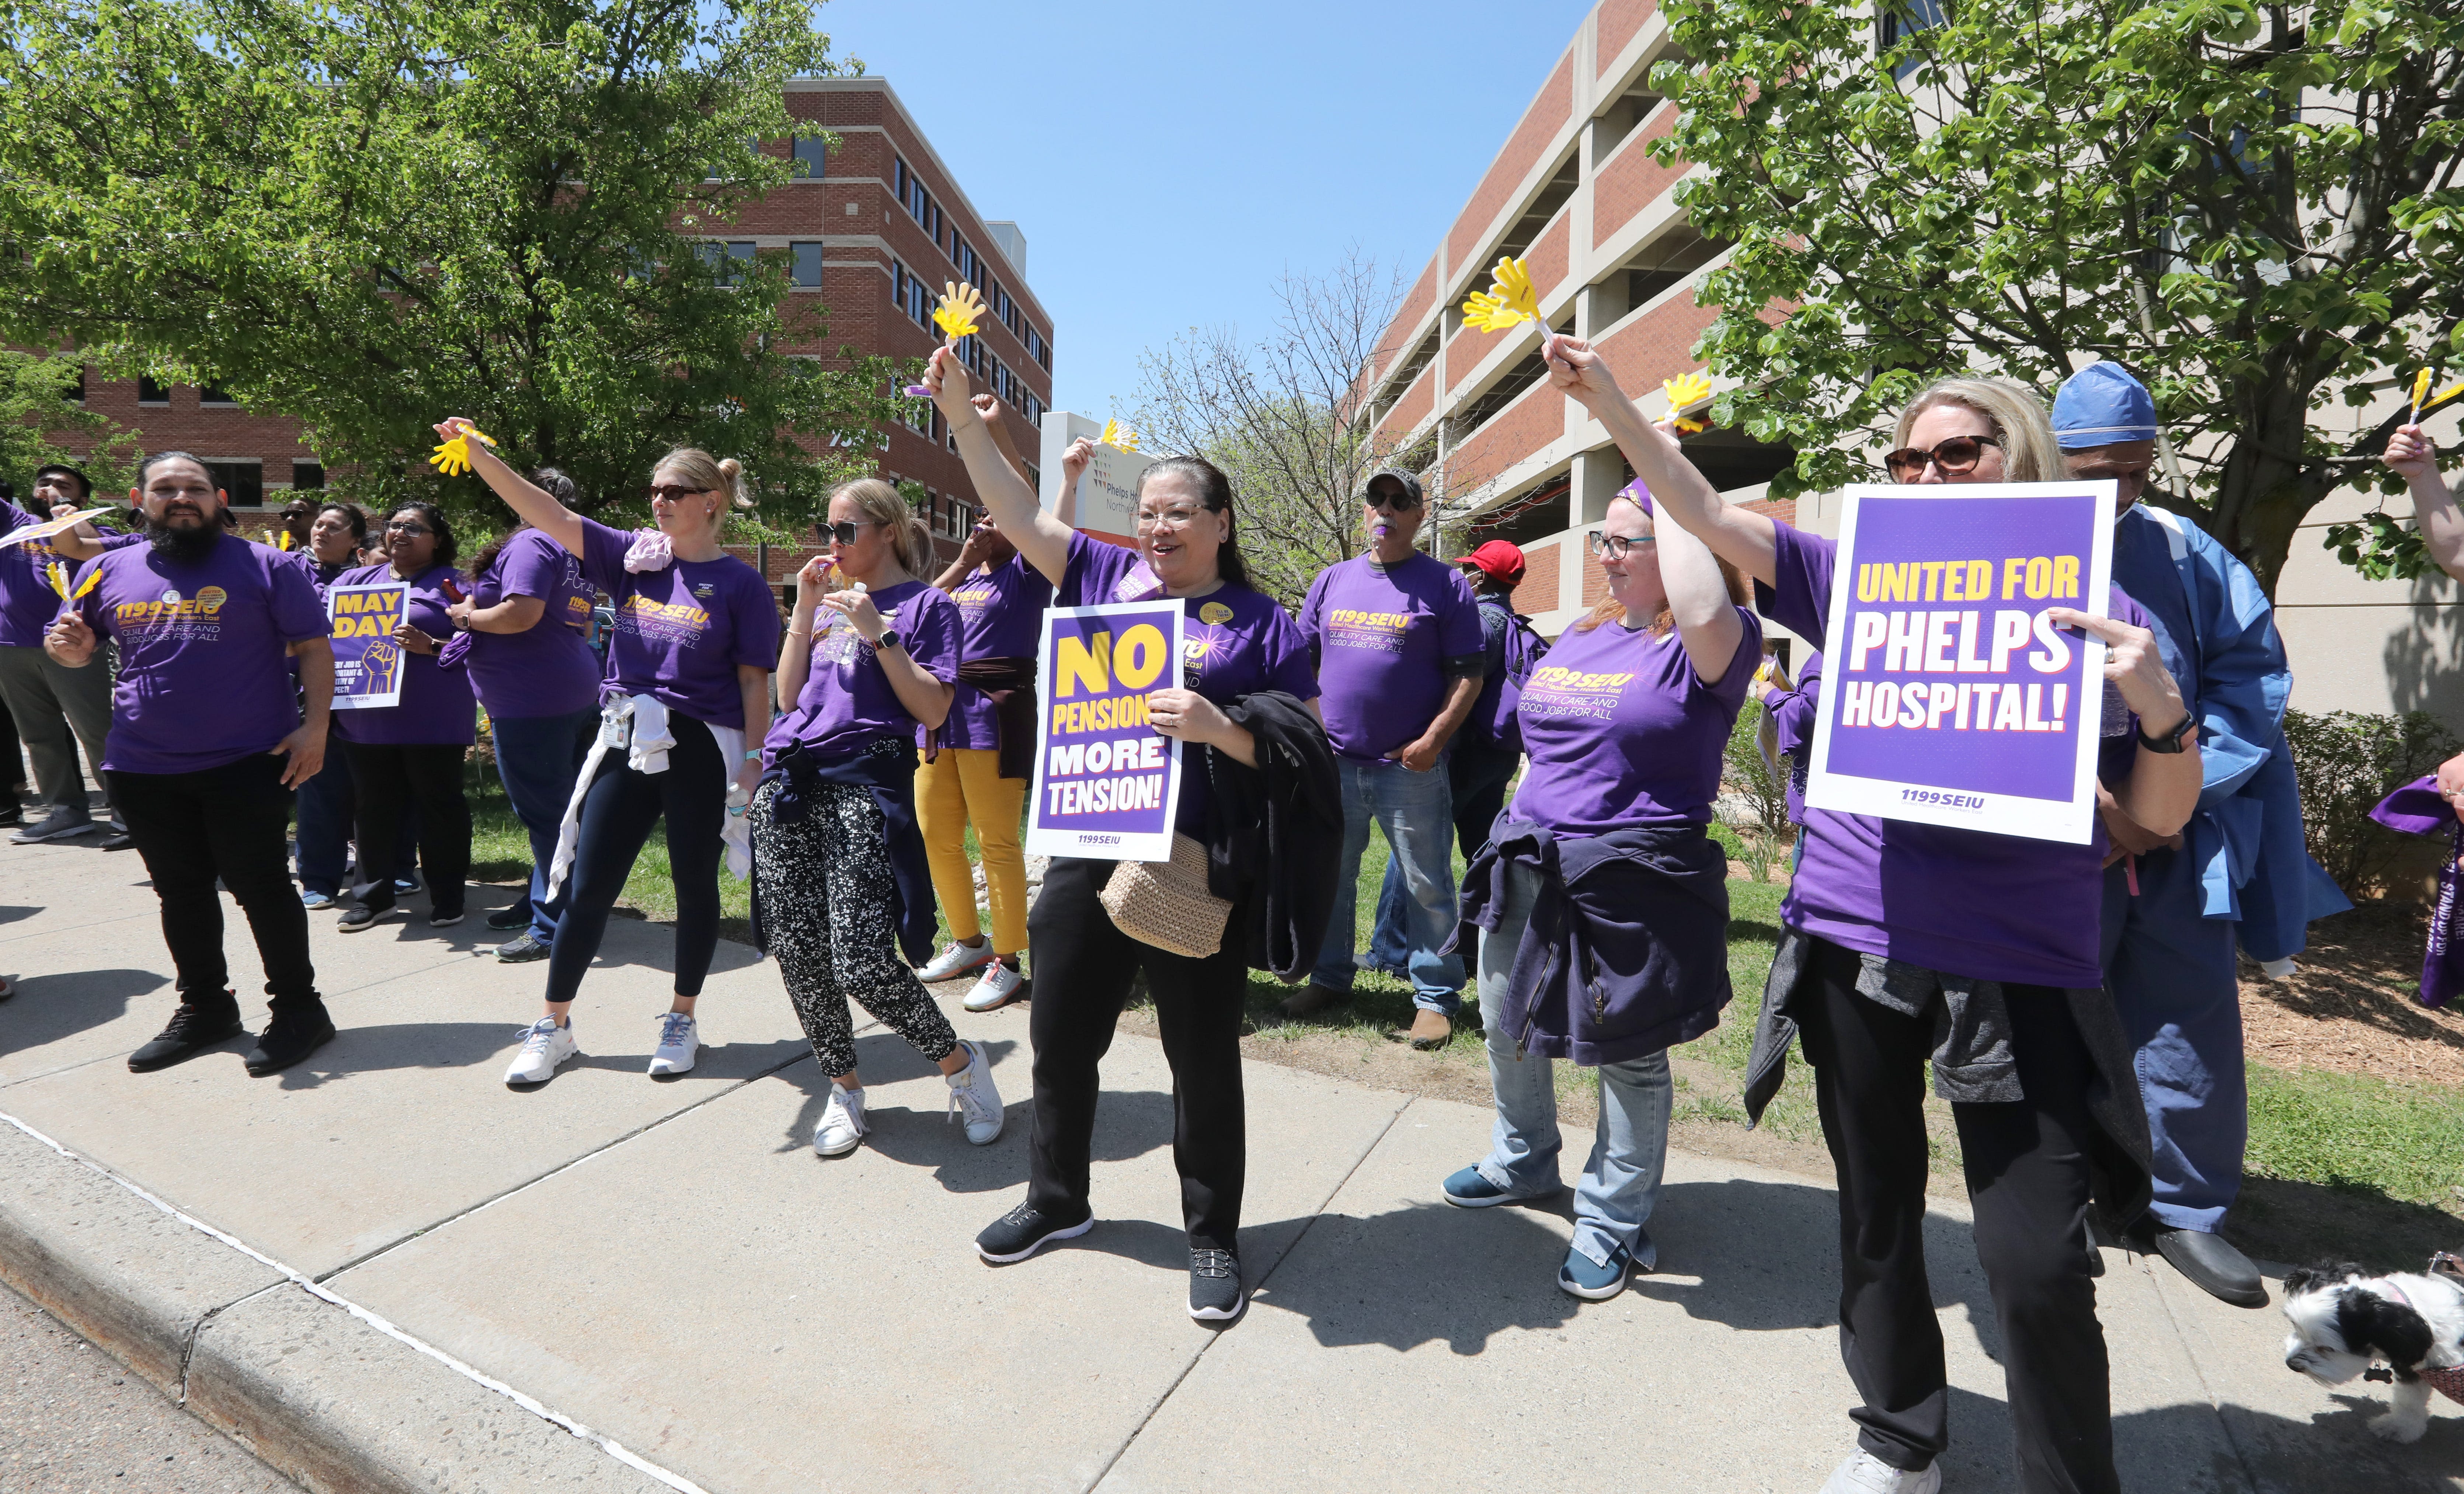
{"left": 976, "top": 1203, "right": 1093, "bottom": 1264}
{"left": 495, "top": 931, "right": 551, "bottom": 963}
{"left": 485, "top": 906, "right": 531, "bottom": 931}
{"left": 128, "top": 999, "right": 246, "bottom": 1072}
{"left": 11, "top": 806, "right": 95, "bottom": 844}
{"left": 244, "top": 1008, "right": 337, "bottom": 1077}
{"left": 339, "top": 897, "right": 399, "bottom": 933}
{"left": 1189, "top": 1247, "right": 1245, "bottom": 1322}
{"left": 97, "top": 821, "right": 134, "bottom": 850}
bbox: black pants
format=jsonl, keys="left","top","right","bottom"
{"left": 342, "top": 739, "right": 470, "bottom": 915}
{"left": 1793, "top": 936, "right": 2114, "bottom": 1494}
{"left": 546, "top": 715, "right": 726, "bottom": 1006}
{"left": 108, "top": 755, "right": 320, "bottom": 1019}
{"left": 1025, "top": 856, "right": 1251, "bottom": 1250}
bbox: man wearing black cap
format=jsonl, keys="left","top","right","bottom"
{"left": 0, "top": 462, "right": 130, "bottom": 846}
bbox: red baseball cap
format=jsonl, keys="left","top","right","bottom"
{"left": 1458, "top": 540, "right": 1526, "bottom": 587}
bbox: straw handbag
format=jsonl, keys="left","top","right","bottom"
{"left": 1100, "top": 832, "right": 1232, "bottom": 959}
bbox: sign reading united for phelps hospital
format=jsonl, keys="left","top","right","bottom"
{"left": 1806, "top": 481, "right": 2117, "bottom": 844}
{"left": 1025, "top": 599, "right": 1186, "bottom": 862}
{"left": 326, "top": 581, "right": 411, "bottom": 711}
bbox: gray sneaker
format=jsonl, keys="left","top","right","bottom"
{"left": 495, "top": 931, "right": 551, "bottom": 963}
{"left": 11, "top": 806, "right": 95, "bottom": 844}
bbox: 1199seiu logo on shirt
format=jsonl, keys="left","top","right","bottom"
{"left": 115, "top": 585, "right": 230, "bottom": 640}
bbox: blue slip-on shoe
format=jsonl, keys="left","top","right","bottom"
{"left": 1440, "top": 1166, "right": 1555, "bottom": 1209}
{"left": 299, "top": 889, "right": 336, "bottom": 910}
{"left": 1558, "top": 1242, "right": 1635, "bottom": 1301}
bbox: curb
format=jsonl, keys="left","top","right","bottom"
{"left": 0, "top": 1115, "right": 683, "bottom": 1494}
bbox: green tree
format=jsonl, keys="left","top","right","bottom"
{"left": 1647, "top": 0, "right": 2463, "bottom": 595}
{"left": 0, "top": 0, "right": 904, "bottom": 535}
{"left": 0, "top": 350, "right": 137, "bottom": 503}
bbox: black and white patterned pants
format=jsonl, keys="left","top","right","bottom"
{"left": 752, "top": 778, "right": 957, "bottom": 1079}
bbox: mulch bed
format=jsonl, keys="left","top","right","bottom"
{"left": 2240, "top": 898, "right": 2464, "bottom": 1087}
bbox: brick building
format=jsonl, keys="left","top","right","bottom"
{"left": 49, "top": 75, "right": 1053, "bottom": 588}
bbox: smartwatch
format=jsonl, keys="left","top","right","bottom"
{"left": 875, "top": 629, "right": 903, "bottom": 654}
{"left": 2137, "top": 713, "right": 2196, "bottom": 754}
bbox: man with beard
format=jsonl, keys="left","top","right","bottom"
{"left": 44, "top": 451, "right": 341, "bottom": 1076}
{"left": 0, "top": 463, "right": 136, "bottom": 846}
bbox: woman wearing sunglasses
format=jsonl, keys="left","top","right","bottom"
{"left": 333, "top": 500, "right": 476, "bottom": 934}
{"left": 758, "top": 476, "right": 1004, "bottom": 1160}
{"left": 432, "top": 423, "right": 779, "bottom": 1087}
{"left": 1545, "top": 347, "right": 2197, "bottom": 1494}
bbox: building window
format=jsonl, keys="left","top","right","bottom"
{"left": 291, "top": 462, "right": 325, "bottom": 490}
{"left": 138, "top": 376, "right": 170, "bottom": 405}
{"left": 1025, "top": 329, "right": 1051, "bottom": 371}
{"left": 697, "top": 240, "right": 756, "bottom": 287}
{"left": 1879, "top": 0, "right": 1946, "bottom": 77}
{"left": 791, "top": 135, "right": 826, "bottom": 179}
{"left": 199, "top": 386, "right": 235, "bottom": 405}
{"left": 791, "top": 242, "right": 823, "bottom": 288}
{"left": 204, "top": 459, "right": 262, "bottom": 506}
{"left": 65, "top": 366, "right": 84, "bottom": 404}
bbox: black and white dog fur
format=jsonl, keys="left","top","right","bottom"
{"left": 2281, "top": 1260, "right": 2464, "bottom": 1442}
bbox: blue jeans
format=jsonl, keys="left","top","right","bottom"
{"left": 1368, "top": 739, "right": 1519, "bottom": 973}
{"left": 293, "top": 759, "right": 412, "bottom": 895}
{"left": 1474, "top": 860, "right": 1673, "bottom": 1269}
{"left": 489, "top": 708, "right": 598, "bottom": 943}
{"left": 1312, "top": 758, "right": 1464, "bottom": 1014}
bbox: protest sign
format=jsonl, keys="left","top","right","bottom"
{"left": 1025, "top": 598, "right": 1184, "bottom": 862}
{"left": 1805, "top": 481, "right": 2117, "bottom": 844}
{"left": 0, "top": 506, "right": 119, "bottom": 548}
{"left": 327, "top": 581, "right": 411, "bottom": 711}
{"left": 1037, "top": 410, "right": 1154, "bottom": 546}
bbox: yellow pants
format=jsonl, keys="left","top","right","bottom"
{"left": 917, "top": 747, "right": 1030, "bottom": 955}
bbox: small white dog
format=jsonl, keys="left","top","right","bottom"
{"left": 2281, "top": 1258, "right": 2464, "bottom": 1443}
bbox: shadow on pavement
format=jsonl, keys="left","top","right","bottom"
{"left": 0, "top": 968, "right": 170, "bottom": 1060}
{"left": 1250, "top": 1201, "right": 1581, "bottom": 1354}
{"left": 2113, "top": 1389, "right": 2464, "bottom": 1493}
{"left": 0, "top": 905, "right": 34, "bottom": 928}
{"left": 258, "top": 1020, "right": 807, "bottom": 1090}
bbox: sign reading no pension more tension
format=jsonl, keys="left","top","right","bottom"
{"left": 327, "top": 582, "right": 411, "bottom": 711}
{"left": 1806, "top": 481, "right": 2119, "bottom": 845}
{"left": 1025, "top": 599, "right": 1186, "bottom": 863}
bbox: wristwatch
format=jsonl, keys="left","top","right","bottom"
{"left": 2138, "top": 713, "right": 2196, "bottom": 753}
{"left": 875, "top": 629, "right": 903, "bottom": 654}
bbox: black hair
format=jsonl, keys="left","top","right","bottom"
{"left": 1135, "top": 455, "right": 1250, "bottom": 591}
{"left": 315, "top": 501, "right": 370, "bottom": 541}
{"left": 470, "top": 467, "right": 574, "bottom": 577}
{"left": 136, "top": 450, "right": 214, "bottom": 490}
{"left": 34, "top": 464, "right": 91, "bottom": 501}
{"left": 382, "top": 499, "right": 458, "bottom": 567}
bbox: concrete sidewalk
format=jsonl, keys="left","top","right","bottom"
{"left": 1, "top": 839, "right": 2458, "bottom": 1493}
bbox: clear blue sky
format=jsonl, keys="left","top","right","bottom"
{"left": 817, "top": 0, "right": 1594, "bottom": 420}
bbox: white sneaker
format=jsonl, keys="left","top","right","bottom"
{"left": 647, "top": 1011, "right": 698, "bottom": 1076}
{"left": 503, "top": 1017, "right": 578, "bottom": 1086}
{"left": 917, "top": 937, "right": 996, "bottom": 983}
{"left": 814, "top": 1083, "right": 867, "bottom": 1157}
{"left": 1819, "top": 1451, "right": 1941, "bottom": 1494}
{"left": 944, "top": 1039, "right": 1003, "bottom": 1144}
{"left": 962, "top": 961, "right": 1026, "bottom": 1013}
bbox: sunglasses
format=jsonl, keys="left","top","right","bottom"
{"left": 647, "top": 484, "right": 714, "bottom": 502}
{"left": 1587, "top": 531, "right": 1657, "bottom": 558}
{"left": 1365, "top": 489, "right": 1422, "bottom": 513}
{"left": 1883, "top": 435, "right": 2002, "bottom": 481}
{"left": 824, "top": 519, "right": 884, "bottom": 545}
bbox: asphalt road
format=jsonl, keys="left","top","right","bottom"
{"left": 0, "top": 1282, "right": 298, "bottom": 1493}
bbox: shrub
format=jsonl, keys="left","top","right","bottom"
{"left": 2282, "top": 708, "right": 2460, "bottom": 895}
{"left": 1720, "top": 700, "right": 1793, "bottom": 881}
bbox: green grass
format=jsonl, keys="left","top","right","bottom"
{"left": 2245, "top": 1063, "right": 2464, "bottom": 1210}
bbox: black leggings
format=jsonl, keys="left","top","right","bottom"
{"left": 1024, "top": 856, "right": 1253, "bottom": 1250}
{"left": 545, "top": 714, "right": 727, "bottom": 1006}
{"left": 342, "top": 739, "right": 470, "bottom": 915}
{"left": 1794, "top": 935, "right": 2114, "bottom": 1494}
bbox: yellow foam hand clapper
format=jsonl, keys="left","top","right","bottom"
{"left": 932, "top": 282, "right": 985, "bottom": 344}
{"left": 1663, "top": 371, "right": 1714, "bottom": 433}
{"left": 2441, "top": 381, "right": 2464, "bottom": 409}
{"left": 1099, "top": 418, "right": 1140, "bottom": 452}
{"left": 1461, "top": 256, "right": 1542, "bottom": 333}
{"left": 45, "top": 559, "right": 99, "bottom": 610}
{"left": 428, "top": 423, "right": 499, "bottom": 478}
{"left": 2412, "top": 369, "right": 2435, "bottom": 423}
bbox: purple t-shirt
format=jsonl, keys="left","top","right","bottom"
{"left": 1058, "top": 532, "right": 1318, "bottom": 837}
{"left": 1758, "top": 523, "right": 2145, "bottom": 988}
{"left": 0, "top": 504, "right": 140, "bottom": 647}
{"left": 330, "top": 562, "right": 477, "bottom": 746}
{"left": 72, "top": 534, "right": 330, "bottom": 774}
{"left": 939, "top": 552, "right": 1053, "bottom": 750}
{"left": 1297, "top": 553, "right": 1484, "bottom": 763}
{"left": 462, "top": 528, "right": 602, "bottom": 720}
{"left": 766, "top": 579, "right": 962, "bottom": 762}
{"left": 576, "top": 518, "right": 779, "bottom": 729}
{"left": 1510, "top": 606, "right": 1762, "bottom": 835}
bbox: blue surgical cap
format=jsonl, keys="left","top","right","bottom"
{"left": 2053, "top": 363, "right": 2158, "bottom": 449}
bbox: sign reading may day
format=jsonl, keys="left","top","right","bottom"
{"left": 1806, "top": 481, "right": 2118, "bottom": 844}
{"left": 326, "top": 582, "right": 411, "bottom": 711}
{"left": 1026, "top": 599, "right": 1186, "bottom": 862}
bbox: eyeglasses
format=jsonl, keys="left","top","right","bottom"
{"left": 1364, "top": 489, "right": 1422, "bottom": 513}
{"left": 1136, "top": 507, "right": 1205, "bottom": 531}
{"left": 647, "top": 484, "right": 714, "bottom": 502}
{"left": 385, "top": 521, "right": 432, "bottom": 536}
{"left": 824, "top": 519, "right": 883, "bottom": 545}
{"left": 1586, "top": 531, "right": 1657, "bottom": 558}
{"left": 1883, "top": 435, "right": 2002, "bottom": 481}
